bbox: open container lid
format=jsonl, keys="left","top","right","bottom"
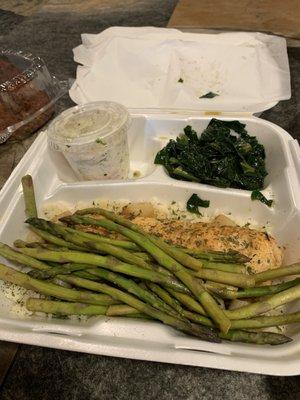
{"left": 69, "top": 27, "right": 291, "bottom": 114}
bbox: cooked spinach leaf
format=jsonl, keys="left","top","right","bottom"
{"left": 251, "top": 190, "right": 273, "bottom": 207}
{"left": 154, "top": 119, "right": 267, "bottom": 191}
{"left": 187, "top": 193, "right": 210, "bottom": 215}
{"left": 200, "top": 92, "right": 219, "bottom": 98}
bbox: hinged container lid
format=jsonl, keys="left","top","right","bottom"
{"left": 69, "top": 27, "right": 291, "bottom": 114}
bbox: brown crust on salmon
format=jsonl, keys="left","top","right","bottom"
{"left": 132, "top": 217, "right": 283, "bottom": 273}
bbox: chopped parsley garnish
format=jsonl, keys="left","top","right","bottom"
{"left": 251, "top": 190, "right": 273, "bottom": 207}
{"left": 133, "top": 170, "right": 141, "bottom": 178}
{"left": 200, "top": 92, "right": 219, "bottom": 98}
{"left": 95, "top": 138, "right": 106, "bottom": 145}
{"left": 186, "top": 193, "right": 210, "bottom": 215}
{"left": 154, "top": 119, "right": 267, "bottom": 190}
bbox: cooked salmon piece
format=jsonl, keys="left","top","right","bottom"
{"left": 73, "top": 204, "right": 282, "bottom": 273}
{"left": 131, "top": 217, "right": 283, "bottom": 273}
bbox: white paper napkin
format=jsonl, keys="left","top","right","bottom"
{"left": 70, "top": 27, "right": 291, "bottom": 113}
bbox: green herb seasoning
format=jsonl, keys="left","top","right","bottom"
{"left": 154, "top": 119, "right": 267, "bottom": 190}
{"left": 200, "top": 92, "right": 219, "bottom": 98}
{"left": 186, "top": 193, "right": 210, "bottom": 215}
{"left": 178, "top": 78, "right": 184, "bottom": 83}
{"left": 133, "top": 170, "right": 141, "bottom": 178}
{"left": 251, "top": 190, "right": 273, "bottom": 207}
{"left": 95, "top": 138, "right": 106, "bottom": 145}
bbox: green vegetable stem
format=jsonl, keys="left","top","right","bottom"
{"left": 251, "top": 190, "right": 273, "bottom": 207}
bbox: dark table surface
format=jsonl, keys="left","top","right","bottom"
{"left": 0, "top": 1, "right": 300, "bottom": 399}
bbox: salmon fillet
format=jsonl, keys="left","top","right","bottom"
{"left": 131, "top": 217, "right": 283, "bottom": 273}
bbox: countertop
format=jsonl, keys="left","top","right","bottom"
{"left": 0, "top": 1, "right": 299, "bottom": 399}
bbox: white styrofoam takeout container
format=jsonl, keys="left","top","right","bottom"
{"left": 0, "top": 108, "right": 299, "bottom": 375}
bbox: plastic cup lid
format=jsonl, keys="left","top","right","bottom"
{"left": 47, "top": 101, "right": 131, "bottom": 146}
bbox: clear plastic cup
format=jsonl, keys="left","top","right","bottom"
{"left": 47, "top": 101, "right": 131, "bottom": 181}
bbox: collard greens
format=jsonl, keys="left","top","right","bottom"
{"left": 187, "top": 193, "right": 210, "bottom": 215}
{"left": 154, "top": 119, "right": 267, "bottom": 190}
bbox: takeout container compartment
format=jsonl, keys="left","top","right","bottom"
{"left": 46, "top": 112, "right": 300, "bottom": 211}
{"left": 0, "top": 108, "right": 299, "bottom": 375}
{"left": 0, "top": 49, "right": 67, "bottom": 143}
